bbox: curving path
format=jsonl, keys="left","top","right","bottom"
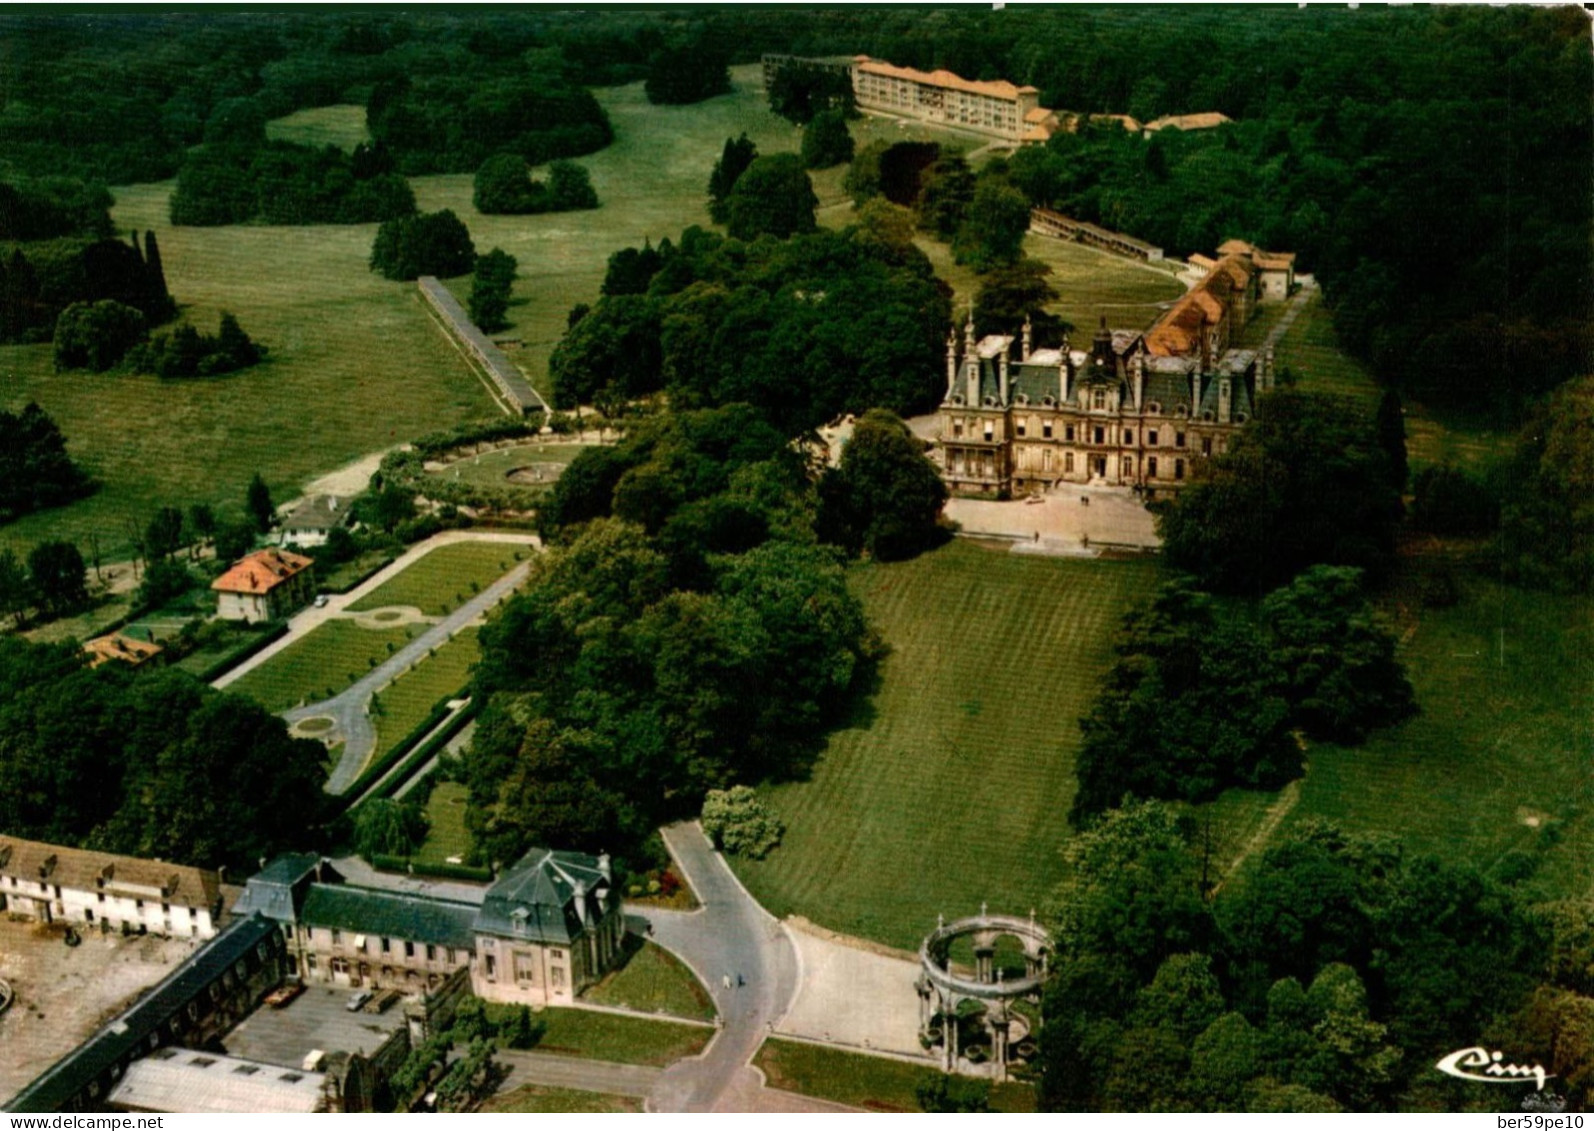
{"left": 632, "top": 823, "right": 800, "bottom": 1113}
{"left": 285, "top": 562, "right": 529, "bottom": 795}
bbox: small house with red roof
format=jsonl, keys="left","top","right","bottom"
{"left": 211, "top": 548, "right": 315, "bottom": 623}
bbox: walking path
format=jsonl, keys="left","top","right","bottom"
{"left": 285, "top": 563, "right": 527, "bottom": 795}
{"left": 212, "top": 530, "right": 539, "bottom": 795}
{"left": 632, "top": 823, "right": 800, "bottom": 1113}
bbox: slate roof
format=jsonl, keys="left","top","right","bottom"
{"left": 211, "top": 549, "right": 313, "bottom": 596}
{"left": 298, "top": 885, "right": 479, "bottom": 951}
{"left": 0, "top": 835, "right": 219, "bottom": 910}
{"left": 476, "top": 849, "right": 613, "bottom": 945}
{"left": 231, "top": 853, "right": 325, "bottom": 924}
{"left": 280, "top": 495, "right": 348, "bottom": 532}
{"left": 5, "top": 915, "right": 279, "bottom": 1113}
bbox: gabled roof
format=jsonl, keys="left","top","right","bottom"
{"left": 280, "top": 495, "right": 348, "bottom": 532}
{"left": 231, "top": 853, "right": 327, "bottom": 924}
{"left": 476, "top": 849, "right": 612, "bottom": 945}
{"left": 299, "top": 885, "right": 479, "bottom": 951}
{"left": 212, "top": 549, "right": 313, "bottom": 596}
{"left": 0, "top": 834, "right": 219, "bottom": 909}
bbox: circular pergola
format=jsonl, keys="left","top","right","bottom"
{"left": 915, "top": 906, "right": 1052, "bottom": 1079}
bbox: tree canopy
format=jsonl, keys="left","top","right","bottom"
{"left": 0, "top": 402, "right": 93, "bottom": 524}
{"left": 817, "top": 408, "right": 948, "bottom": 561}
{"left": 370, "top": 209, "right": 476, "bottom": 280}
{"left": 723, "top": 153, "right": 818, "bottom": 242}
{"left": 1157, "top": 388, "right": 1402, "bottom": 594}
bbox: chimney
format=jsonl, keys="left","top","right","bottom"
{"left": 1131, "top": 351, "right": 1145, "bottom": 412}
{"left": 597, "top": 853, "right": 611, "bottom": 882}
{"left": 572, "top": 881, "right": 588, "bottom": 925}
{"left": 998, "top": 348, "right": 1009, "bottom": 406}
{"left": 945, "top": 330, "right": 958, "bottom": 398}
{"left": 1218, "top": 377, "right": 1233, "bottom": 424}
{"left": 1192, "top": 367, "right": 1203, "bottom": 415}
{"left": 965, "top": 350, "right": 981, "bottom": 406}
{"left": 1021, "top": 315, "right": 1032, "bottom": 360}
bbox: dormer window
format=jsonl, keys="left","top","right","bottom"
{"left": 1147, "top": 402, "right": 1162, "bottom": 415}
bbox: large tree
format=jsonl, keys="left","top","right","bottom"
{"left": 723, "top": 154, "right": 818, "bottom": 241}
{"left": 27, "top": 540, "right": 88, "bottom": 617}
{"left": 370, "top": 208, "right": 476, "bottom": 280}
{"left": 644, "top": 42, "right": 730, "bottom": 105}
{"left": 817, "top": 408, "right": 948, "bottom": 561}
{"left": 1157, "top": 388, "right": 1402, "bottom": 594}
{"left": 801, "top": 109, "right": 854, "bottom": 170}
{"left": 1072, "top": 582, "right": 1298, "bottom": 824}
{"left": 707, "top": 134, "right": 758, "bottom": 224}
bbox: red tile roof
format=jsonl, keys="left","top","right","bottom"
{"left": 211, "top": 548, "right": 314, "bottom": 596}
{"left": 856, "top": 57, "right": 1038, "bottom": 102}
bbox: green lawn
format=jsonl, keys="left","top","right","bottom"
{"left": 1256, "top": 579, "right": 1594, "bottom": 898}
{"left": 582, "top": 939, "right": 716, "bottom": 1023}
{"left": 424, "top": 443, "right": 589, "bottom": 494}
{"left": 480, "top": 1003, "right": 711, "bottom": 1068}
{"left": 481, "top": 1084, "right": 642, "bottom": 1114}
{"left": 413, "top": 780, "right": 474, "bottom": 868}
{"left": 1272, "top": 290, "right": 1510, "bottom": 476}
{"left": 752, "top": 1039, "right": 1037, "bottom": 1112}
{"left": 348, "top": 542, "right": 528, "bottom": 616}
{"left": 224, "top": 619, "right": 418, "bottom": 711}
{"left": 730, "top": 540, "right": 1160, "bottom": 950}
{"left": 0, "top": 179, "right": 493, "bottom": 561}
{"left": 265, "top": 104, "right": 370, "bottom": 151}
{"left": 414, "top": 63, "right": 809, "bottom": 391}
{"left": 368, "top": 627, "right": 479, "bottom": 771}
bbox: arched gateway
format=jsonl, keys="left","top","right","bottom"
{"left": 916, "top": 906, "right": 1052, "bottom": 1080}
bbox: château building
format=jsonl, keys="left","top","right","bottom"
{"left": 934, "top": 244, "right": 1291, "bottom": 499}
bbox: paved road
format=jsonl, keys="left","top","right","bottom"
{"left": 634, "top": 823, "right": 799, "bottom": 1113}
{"left": 286, "top": 562, "right": 529, "bottom": 795}
{"left": 213, "top": 531, "right": 539, "bottom": 690}
{"left": 494, "top": 1051, "right": 661, "bottom": 1099}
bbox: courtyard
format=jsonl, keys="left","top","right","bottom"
{"left": 0, "top": 917, "right": 200, "bottom": 1105}
{"left": 222, "top": 981, "right": 409, "bottom": 1069}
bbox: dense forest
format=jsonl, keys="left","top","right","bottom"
{"left": 0, "top": 7, "right": 1583, "bottom": 408}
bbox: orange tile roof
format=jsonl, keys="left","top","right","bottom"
{"left": 84, "top": 632, "right": 163, "bottom": 668}
{"left": 211, "top": 548, "right": 313, "bottom": 596}
{"left": 1144, "top": 253, "right": 1253, "bottom": 357}
{"left": 1254, "top": 252, "right": 1297, "bottom": 269}
{"left": 856, "top": 57, "right": 1037, "bottom": 102}
{"left": 1146, "top": 111, "right": 1233, "bottom": 132}
{"left": 1217, "top": 238, "right": 1255, "bottom": 256}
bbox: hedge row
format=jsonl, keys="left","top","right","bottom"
{"left": 368, "top": 853, "right": 493, "bottom": 884}
{"left": 339, "top": 691, "right": 460, "bottom": 800}
{"left": 194, "top": 621, "right": 290, "bottom": 683}
{"left": 413, "top": 417, "right": 545, "bottom": 460}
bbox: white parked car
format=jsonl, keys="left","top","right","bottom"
{"left": 313, "top": 594, "right": 329, "bottom": 608}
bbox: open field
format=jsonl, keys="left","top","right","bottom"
{"left": 481, "top": 1084, "right": 642, "bottom": 1114}
{"left": 1271, "top": 290, "right": 1511, "bottom": 475}
{"left": 731, "top": 540, "right": 1160, "bottom": 950}
{"left": 0, "top": 181, "right": 493, "bottom": 561}
{"left": 265, "top": 104, "right": 370, "bottom": 151}
{"left": 368, "top": 627, "right": 479, "bottom": 771}
{"left": 582, "top": 939, "right": 716, "bottom": 1023}
{"left": 225, "top": 619, "right": 419, "bottom": 712}
{"left": 1259, "top": 579, "right": 1594, "bottom": 897}
{"left": 416, "top": 64, "right": 808, "bottom": 390}
{"left": 752, "top": 1038, "right": 1037, "bottom": 1113}
{"left": 348, "top": 542, "right": 529, "bottom": 616}
{"left": 414, "top": 780, "right": 473, "bottom": 868}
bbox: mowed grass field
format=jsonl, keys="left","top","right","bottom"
{"left": 1259, "top": 579, "right": 1594, "bottom": 897}
{"left": 368, "top": 626, "right": 479, "bottom": 770}
{"left": 753, "top": 1038, "right": 1037, "bottom": 1112}
{"left": 348, "top": 542, "right": 528, "bottom": 616}
{"left": 225, "top": 619, "right": 418, "bottom": 712}
{"left": 0, "top": 182, "right": 494, "bottom": 561}
{"left": 731, "top": 540, "right": 1160, "bottom": 950}
{"left": 265, "top": 104, "right": 370, "bottom": 151}
{"left": 1272, "top": 291, "right": 1511, "bottom": 475}
{"left": 583, "top": 940, "right": 716, "bottom": 1023}
{"left": 416, "top": 64, "right": 809, "bottom": 390}
{"left": 414, "top": 780, "right": 473, "bottom": 868}
{"left": 425, "top": 442, "right": 588, "bottom": 492}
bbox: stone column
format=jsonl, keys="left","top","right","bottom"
{"left": 990, "top": 1015, "right": 1010, "bottom": 1082}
